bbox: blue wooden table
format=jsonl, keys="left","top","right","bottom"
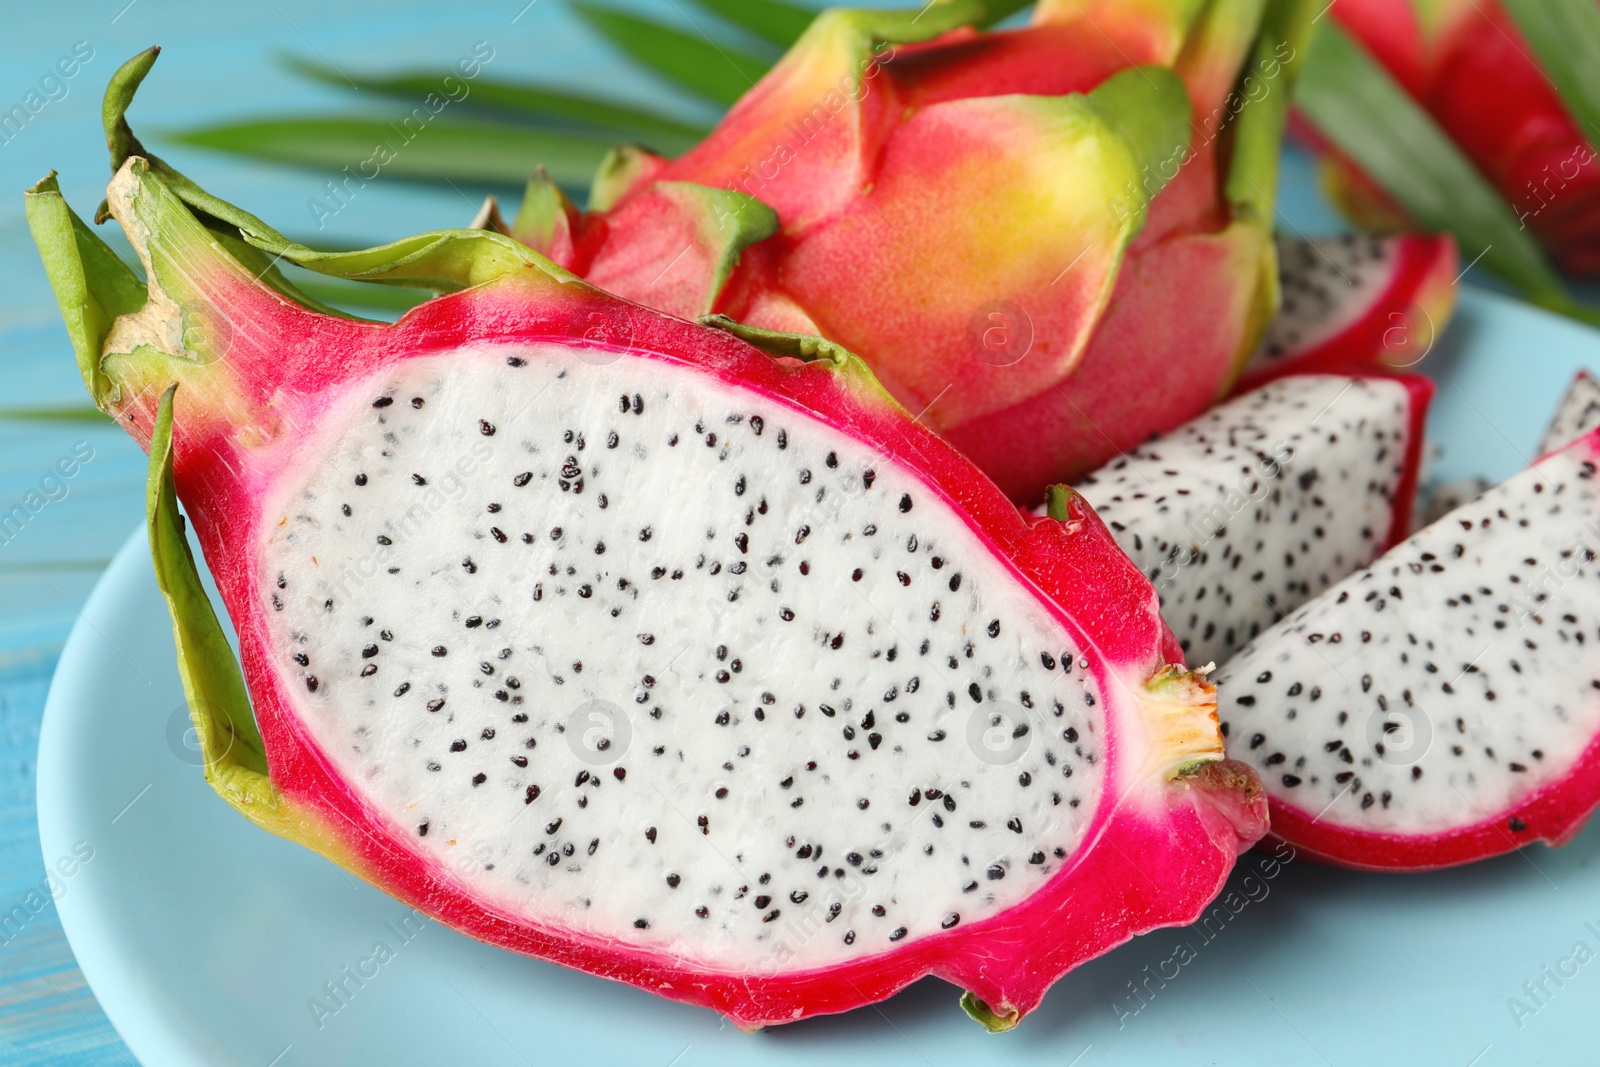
{"left": 0, "top": 3, "right": 724, "bottom": 1061}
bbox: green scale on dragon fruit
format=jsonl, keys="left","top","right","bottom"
{"left": 21, "top": 49, "right": 1268, "bottom": 1032}
{"left": 1069, "top": 371, "right": 1432, "bottom": 669}
{"left": 1216, "top": 425, "right": 1600, "bottom": 870}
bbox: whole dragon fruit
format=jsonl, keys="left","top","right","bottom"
{"left": 500, "top": 0, "right": 1315, "bottom": 501}
{"left": 1318, "top": 0, "right": 1600, "bottom": 275}
{"left": 23, "top": 52, "right": 1269, "bottom": 1030}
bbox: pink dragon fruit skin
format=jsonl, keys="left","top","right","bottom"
{"left": 511, "top": 0, "right": 1316, "bottom": 502}
{"left": 23, "top": 50, "right": 1269, "bottom": 1031}
{"left": 1322, "top": 0, "right": 1600, "bottom": 275}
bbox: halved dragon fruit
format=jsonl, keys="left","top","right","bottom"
{"left": 1215, "top": 425, "right": 1600, "bottom": 870}
{"left": 1234, "top": 233, "right": 1458, "bottom": 392}
{"left": 24, "top": 55, "right": 1267, "bottom": 1029}
{"left": 1072, "top": 371, "right": 1432, "bottom": 670}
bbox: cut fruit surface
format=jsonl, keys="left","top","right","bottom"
{"left": 25, "top": 79, "right": 1267, "bottom": 1023}
{"left": 1071, "top": 372, "right": 1431, "bottom": 668}
{"left": 266, "top": 347, "right": 1128, "bottom": 969}
{"left": 1216, "top": 427, "right": 1600, "bottom": 870}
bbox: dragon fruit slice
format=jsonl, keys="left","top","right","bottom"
{"left": 1070, "top": 371, "right": 1431, "bottom": 669}
{"left": 506, "top": 0, "right": 1318, "bottom": 501}
{"left": 24, "top": 64, "right": 1267, "bottom": 1030}
{"left": 1234, "top": 233, "right": 1458, "bottom": 392}
{"left": 1539, "top": 369, "right": 1600, "bottom": 457}
{"left": 1214, "top": 426, "right": 1600, "bottom": 870}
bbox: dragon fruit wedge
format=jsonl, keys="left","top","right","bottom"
{"left": 1234, "top": 233, "right": 1459, "bottom": 392}
{"left": 498, "top": 0, "right": 1319, "bottom": 502}
{"left": 1215, "top": 425, "right": 1600, "bottom": 870}
{"left": 24, "top": 61, "right": 1268, "bottom": 1028}
{"left": 1071, "top": 371, "right": 1432, "bottom": 669}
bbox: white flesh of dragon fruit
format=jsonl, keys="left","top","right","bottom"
{"left": 1248, "top": 235, "right": 1396, "bottom": 366}
{"left": 1539, "top": 370, "right": 1600, "bottom": 456}
{"left": 264, "top": 347, "right": 1106, "bottom": 967}
{"left": 1072, "top": 374, "right": 1415, "bottom": 668}
{"left": 1216, "top": 438, "right": 1600, "bottom": 833}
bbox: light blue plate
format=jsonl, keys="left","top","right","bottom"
{"left": 33, "top": 283, "right": 1600, "bottom": 1066}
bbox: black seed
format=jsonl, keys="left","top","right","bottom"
{"left": 372, "top": 396, "right": 393, "bottom": 408}
{"left": 354, "top": 473, "right": 367, "bottom": 486}
{"left": 479, "top": 420, "right": 496, "bottom": 436}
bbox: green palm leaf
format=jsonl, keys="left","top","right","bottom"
{"left": 571, "top": 1, "right": 772, "bottom": 105}
{"left": 0, "top": 407, "right": 110, "bottom": 422}
{"left": 683, "top": 0, "right": 819, "bottom": 47}
{"left": 172, "top": 116, "right": 616, "bottom": 188}
{"left": 279, "top": 55, "right": 707, "bottom": 148}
